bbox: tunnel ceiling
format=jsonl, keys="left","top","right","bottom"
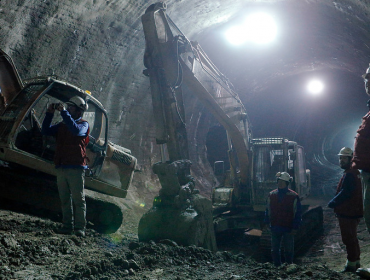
{"left": 192, "top": 0, "right": 370, "bottom": 166}
{"left": 1, "top": 0, "right": 370, "bottom": 201}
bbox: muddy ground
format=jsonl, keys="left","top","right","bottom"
{"left": 0, "top": 196, "right": 368, "bottom": 280}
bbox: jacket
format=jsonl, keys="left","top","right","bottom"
{"left": 352, "top": 111, "right": 370, "bottom": 172}
{"left": 328, "top": 169, "right": 363, "bottom": 218}
{"left": 42, "top": 110, "right": 89, "bottom": 168}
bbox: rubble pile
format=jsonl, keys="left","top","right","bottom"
{"left": 0, "top": 210, "right": 359, "bottom": 280}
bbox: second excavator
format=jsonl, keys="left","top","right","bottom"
{"left": 138, "top": 2, "right": 323, "bottom": 253}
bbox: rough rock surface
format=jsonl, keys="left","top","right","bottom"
{"left": 0, "top": 206, "right": 364, "bottom": 280}
{"left": 1, "top": 0, "right": 370, "bottom": 278}
{"left": 1, "top": 0, "right": 370, "bottom": 215}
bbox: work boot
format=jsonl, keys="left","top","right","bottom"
{"left": 356, "top": 268, "right": 370, "bottom": 279}
{"left": 55, "top": 226, "right": 73, "bottom": 235}
{"left": 356, "top": 260, "right": 361, "bottom": 269}
{"left": 340, "top": 266, "right": 356, "bottom": 273}
{"left": 75, "top": 229, "right": 85, "bottom": 237}
{"left": 340, "top": 260, "right": 357, "bottom": 273}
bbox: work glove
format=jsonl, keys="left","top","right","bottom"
{"left": 56, "top": 103, "right": 65, "bottom": 111}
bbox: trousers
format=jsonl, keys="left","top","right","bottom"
{"left": 337, "top": 216, "right": 361, "bottom": 262}
{"left": 271, "top": 231, "right": 294, "bottom": 266}
{"left": 361, "top": 171, "right": 370, "bottom": 233}
{"left": 56, "top": 168, "right": 86, "bottom": 230}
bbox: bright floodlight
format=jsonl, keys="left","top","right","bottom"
{"left": 225, "top": 13, "right": 277, "bottom": 45}
{"left": 225, "top": 25, "right": 246, "bottom": 45}
{"left": 244, "top": 13, "right": 277, "bottom": 44}
{"left": 307, "top": 80, "right": 324, "bottom": 95}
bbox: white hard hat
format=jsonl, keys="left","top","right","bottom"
{"left": 276, "top": 172, "right": 292, "bottom": 182}
{"left": 338, "top": 147, "right": 353, "bottom": 157}
{"left": 362, "top": 63, "right": 370, "bottom": 79}
{"left": 66, "top": 96, "right": 88, "bottom": 111}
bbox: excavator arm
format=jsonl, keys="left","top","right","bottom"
{"left": 142, "top": 2, "right": 252, "bottom": 189}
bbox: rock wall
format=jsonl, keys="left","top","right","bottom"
{"left": 0, "top": 0, "right": 241, "bottom": 230}
{"left": 2, "top": 0, "right": 370, "bottom": 232}
{"left": 0, "top": 0, "right": 160, "bottom": 228}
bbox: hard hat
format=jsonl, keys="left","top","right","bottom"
{"left": 66, "top": 96, "right": 88, "bottom": 111}
{"left": 338, "top": 147, "right": 353, "bottom": 157}
{"left": 276, "top": 172, "right": 292, "bottom": 182}
{"left": 362, "top": 63, "right": 370, "bottom": 79}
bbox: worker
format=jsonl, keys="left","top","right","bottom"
{"left": 353, "top": 64, "right": 370, "bottom": 279}
{"left": 328, "top": 147, "right": 363, "bottom": 273}
{"left": 264, "top": 172, "right": 302, "bottom": 267}
{"left": 41, "top": 96, "right": 89, "bottom": 237}
{"left": 352, "top": 97, "right": 370, "bottom": 233}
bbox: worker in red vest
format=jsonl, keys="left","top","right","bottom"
{"left": 42, "top": 96, "right": 89, "bottom": 237}
{"left": 265, "top": 172, "right": 302, "bottom": 266}
{"left": 351, "top": 64, "right": 370, "bottom": 279}
{"left": 328, "top": 147, "right": 363, "bottom": 273}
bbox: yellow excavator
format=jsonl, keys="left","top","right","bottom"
{"left": 0, "top": 48, "right": 137, "bottom": 233}
{"left": 138, "top": 2, "right": 323, "bottom": 253}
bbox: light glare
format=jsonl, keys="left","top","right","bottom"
{"left": 307, "top": 80, "right": 324, "bottom": 95}
{"left": 244, "top": 13, "right": 277, "bottom": 44}
{"left": 225, "top": 13, "right": 277, "bottom": 45}
{"left": 225, "top": 25, "right": 246, "bottom": 45}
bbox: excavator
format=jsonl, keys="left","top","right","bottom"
{"left": 138, "top": 2, "right": 323, "bottom": 254}
{"left": 0, "top": 48, "right": 137, "bottom": 233}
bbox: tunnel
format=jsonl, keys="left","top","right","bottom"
{"left": 0, "top": 0, "right": 370, "bottom": 236}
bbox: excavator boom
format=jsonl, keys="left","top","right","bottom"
{"left": 142, "top": 2, "right": 252, "bottom": 187}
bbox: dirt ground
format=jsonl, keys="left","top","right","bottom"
{"left": 299, "top": 207, "right": 370, "bottom": 272}
{"left": 0, "top": 196, "right": 368, "bottom": 280}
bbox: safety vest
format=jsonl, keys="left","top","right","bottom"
{"left": 334, "top": 169, "right": 363, "bottom": 218}
{"left": 269, "top": 188, "right": 298, "bottom": 228}
{"left": 54, "top": 119, "right": 89, "bottom": 166}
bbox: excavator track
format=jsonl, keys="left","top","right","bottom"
{"left": 258, "top": 205, "right": 323, "bottom": 261}
{"left": 294, "top": 205, "right": 324, "bottom": 253}
{"left": 0, "top": 166, "right": 123, "bottom": 234}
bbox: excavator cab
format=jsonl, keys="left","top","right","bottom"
{"left": 0, "top": 77, "right": 136, "bottom": 198}
{"left": 12, "top": 78, "right": 108, "bottom": 174}
{"left": 251, "top": 138, "right": 310, "bottom": 211}
{"left": 2, "top": 78, "right": 107, "bottom": 172}
{"left": 212, "top": 137, "right": 310, "bottom": 209}
{"left": 0, "top": 48, "right": 137, "bottom": 233}
{"left": 0, "top": 48, "right": 137, "bottom": 199}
